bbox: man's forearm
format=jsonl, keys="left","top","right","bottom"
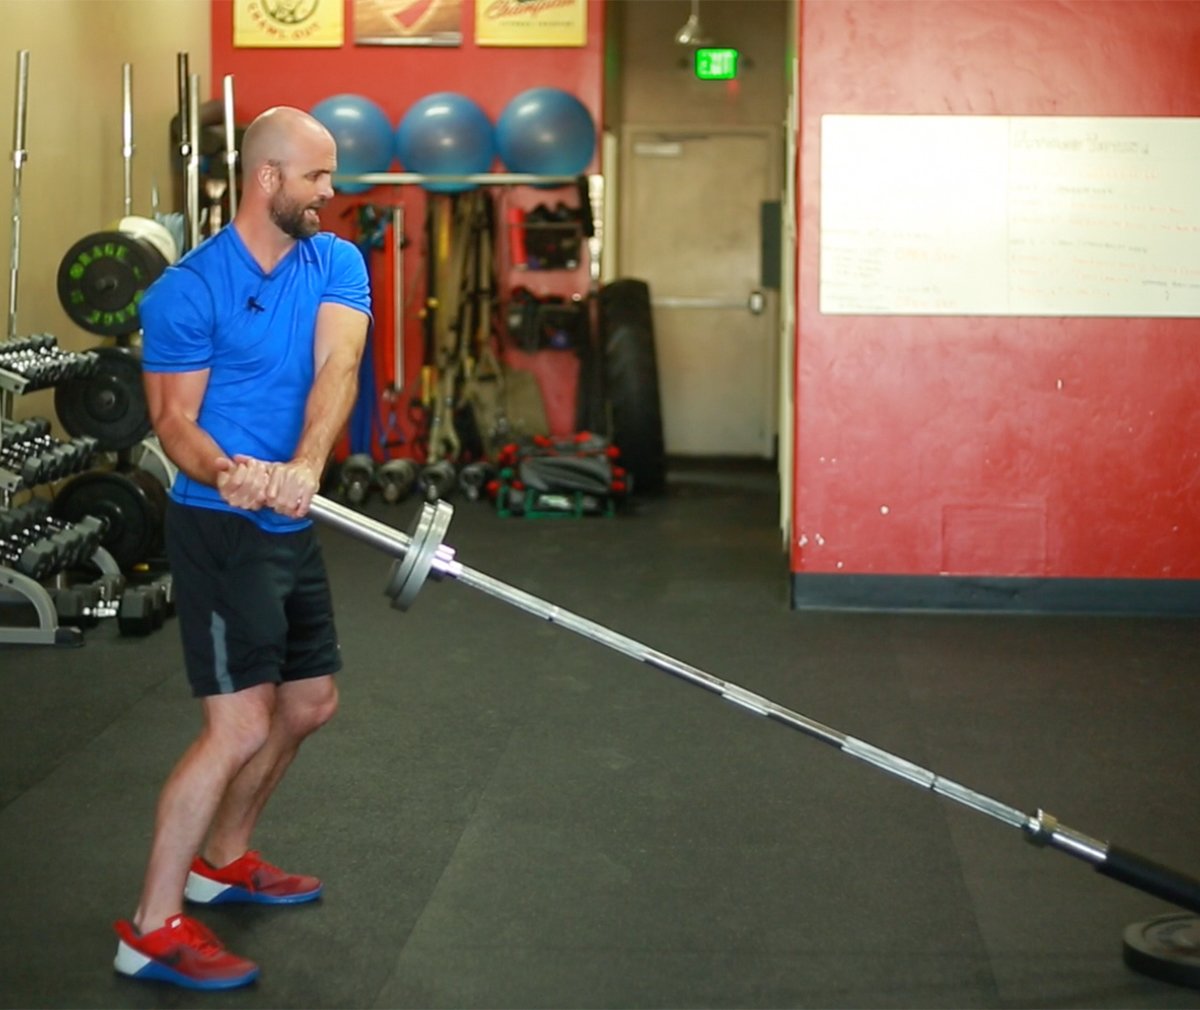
{"left": 155, "top": 413, "right": 229, "bottom": 488}
{"left": 292, "top": 355, "right": 359, "bottom": 473}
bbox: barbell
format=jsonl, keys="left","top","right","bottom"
{"left": 307, "top": 493, "right": 1200, "bottom": 923}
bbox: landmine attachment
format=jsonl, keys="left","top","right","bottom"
{"left": 308, "top": 494, "right": 1200, "bottom": 990}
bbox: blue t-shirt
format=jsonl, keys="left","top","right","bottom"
{"left": 140, "top": 227, "right": 372, "bottom": 532}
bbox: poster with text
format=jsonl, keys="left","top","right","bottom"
{"left": 476, "top": 0, "right": 586, "bottom": 47}
{"left": 354, "top": 0, "right": 463, "bottom": 46}
{"left": 233, "top": 0, "right": 344, "bottom": 48}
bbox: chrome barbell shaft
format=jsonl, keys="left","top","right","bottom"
{"left": 310, "top": 494, "right": 1031, "bottom": 828}
{"left": 310, "top": 493, "right": 414, "bottom": 556}
{"left": 307, "top": 494, "right": 1200, "bottom": 913}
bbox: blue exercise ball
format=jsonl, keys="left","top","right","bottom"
{"left": 395, "top": 93, "right": 496, "bottom": 193}
{"left": 495, "top": 88, "right": 596, "bottom": 177}
{"left": 310, "top": 94, "right": 394, "bottom": 194}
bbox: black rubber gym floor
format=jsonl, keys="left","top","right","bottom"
{"left": 2, "top": 458, "right": 1199, "bottom": 1009}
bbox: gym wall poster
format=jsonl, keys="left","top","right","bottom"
{"left": 819, "top": 115, "right": 1200, "bottom": 318}
{"left": 233, "top": 0, "right": 345, "bottom": 48}
{"left": 353, "top": 0, "right": 464, "bottom": 47}
{"left": 476, "top": 0, "right": 587, "bottom": 47}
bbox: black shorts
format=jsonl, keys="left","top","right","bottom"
{"left": 165, "top": 501, "right": 343, "bottom": 697}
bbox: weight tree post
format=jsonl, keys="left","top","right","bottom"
{"left": 121, "top": 63, "right": 133, "bottom": 219}
{"left": 223, "top": 74, "right": 238, "bottom": 219}
{"left": 7, "top": 50, "right": 30, "bottom": 344}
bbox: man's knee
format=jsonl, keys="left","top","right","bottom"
{"left": 278, "top": 676, "right": 338, "bottom": 739}
{"left": 203, "top": 687, "right": 276, "bottom": 765}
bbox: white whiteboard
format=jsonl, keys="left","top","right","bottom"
{"left": 819, "top": 115, "right": 1200, "bottom": 317}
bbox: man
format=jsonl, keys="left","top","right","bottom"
{"left": 112, "top": 107, "right": 371, "bottom": 990}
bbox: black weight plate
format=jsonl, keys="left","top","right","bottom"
{"left": 51, "top": 467, "right": 165, "bottom": 571}
{"left": 57, "top": 230, "right": 168, "bottom": 337}
{"left": 1123, "top": 913, "right": 1200, "bottom": 989}
{"left": 54, "top": 346, "right": 151, "bottom": 451}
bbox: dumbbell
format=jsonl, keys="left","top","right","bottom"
{"left": 0, "top": 509, "right": 63, "bottom": 547}
{"left": 56, "top": 571, "right": 125, "bottom": 627}
{"left": 69, "top": 515, "right": 107, "bottom": 565}
{"left": 0, "top": 514, "right": 105, "bottom": 578}
{"left": 8, "top": 431, "right": 57, "bottom": 456}
{"left": 4, "top": 442, "right": 61, "bottom": 483}
{"left": 4, "top": 529, "right": 76, "bottom": 579}
{"left": 458, "top": 461, "right": 497, "bottom": 502}
{"left": 0, "top": 352, "right": 58, "bottom": 382}
{"left": 1, "top": 535, "right": 60, "bottom": 579}
{"left": 340, "top": 454, "right": 376, "bottom": 505}
{"left": 0, "top": 497, "right": 52, "bottom": 538}
{"left": 53, "top": 348, "right": 99, "bottom": 382}
{"left": 53, "top": 571, "right": 125, "bottom": 627}
{"left": 0, "top": 333, "right": 55, "bottom": 355}
{"left": 0, "top": 514, "right": 53, "bottom": 554}
{"left": 117, "top": 575, "right": 174, "bottom": 636}
{"left": 50, "top": 515, "right": 106, "bottom": 570}
{"left": 51, "top": 583, "right": 113, "bottom": 628}
{"left": 41, "top": 437, "right": 97, "bottom": 481}
{"left": 0, "top": 436, "right": 96, "bottom": 485}
{"left": 0, "top": 416, "right": 52, "bottom": 449}
{"left": 377, "top": 459, "right": 417, "bottom": 504}
{"left": 419, "top": 459, "right": 457, "bottom": 502}
{"left": 0, "top": 442, "right": 62, "bottom": 484}
{"left": 0, "top": 347, "right": 94, "bottom": 390}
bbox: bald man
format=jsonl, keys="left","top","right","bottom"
{"left": 112, "top": 107, "right": 371, "bottom": 990}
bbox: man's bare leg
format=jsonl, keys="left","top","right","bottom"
{"left": 200, "top": 675, "right": 338, "bottom": 868}
{"left": 132, "top": 684, "right": 277, "bottom": 932}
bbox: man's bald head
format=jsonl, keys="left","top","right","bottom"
{"left": 241, "top": 107, "right": 335, "bottom": 176}
{"left": 236, "top": 106, "right": 337, "bottom": 243}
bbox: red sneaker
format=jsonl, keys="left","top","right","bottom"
{"left": 184, "top": 850, "right": 322, "bottom": 905}
{"left": 113, "top": 914, "right": 259, "bottom": 990}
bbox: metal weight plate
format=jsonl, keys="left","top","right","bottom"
{"left": 57, "top": 230, "right": 168, "bottom": 337}
{"left": 51, "top": 466, "right": 166, "bottom": 571}
{"left": 386, "top": 500, "right": 454, "bottom": 611}
{"left": 116, "top": 216, "right": 179, "bottom": 266}
{"left": 126, "top": 436, "right": 178, "bottom": 491}
{"left": 1123, "top": 913, "right": 1200, "bottom": 988}
{"left": 54, "top": 345, "right": 151, "bottom": 451}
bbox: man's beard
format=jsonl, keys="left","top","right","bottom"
{"left": 270, "top": 191, "right": 321, "bottom": 239}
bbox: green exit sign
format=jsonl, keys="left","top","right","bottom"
{"left": 694, "top": 47, "right": 739, "bottom": 81}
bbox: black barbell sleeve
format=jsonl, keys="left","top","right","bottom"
{"left": 1098, "top": 846, "right": 1200, "bottom": 915}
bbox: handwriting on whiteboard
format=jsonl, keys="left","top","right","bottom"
{"left": 819, "top": 115, "right": 1200, "bottom": 317}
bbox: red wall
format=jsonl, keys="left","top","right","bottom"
{"left": 210, "top": 0, "right": 604, "bottom": 451}
{"left": 793, "top": 0, "right": 1200, "bottom": 581}
{"left": 211, "top": 0, "right": 603, "bottom": 128}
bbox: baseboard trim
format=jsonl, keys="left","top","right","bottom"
{"left": 790, "top": 573, "right": 1200, "bottom": 616}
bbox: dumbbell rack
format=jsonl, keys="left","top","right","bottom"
{"left": 0, "top": 376, "right": 123, "bottom": 646}
{"left": 1, "top": 51, "right": 121, "bottom": 646}
{"left": 0, "top": 438, "right": 124, "bottom": 646}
